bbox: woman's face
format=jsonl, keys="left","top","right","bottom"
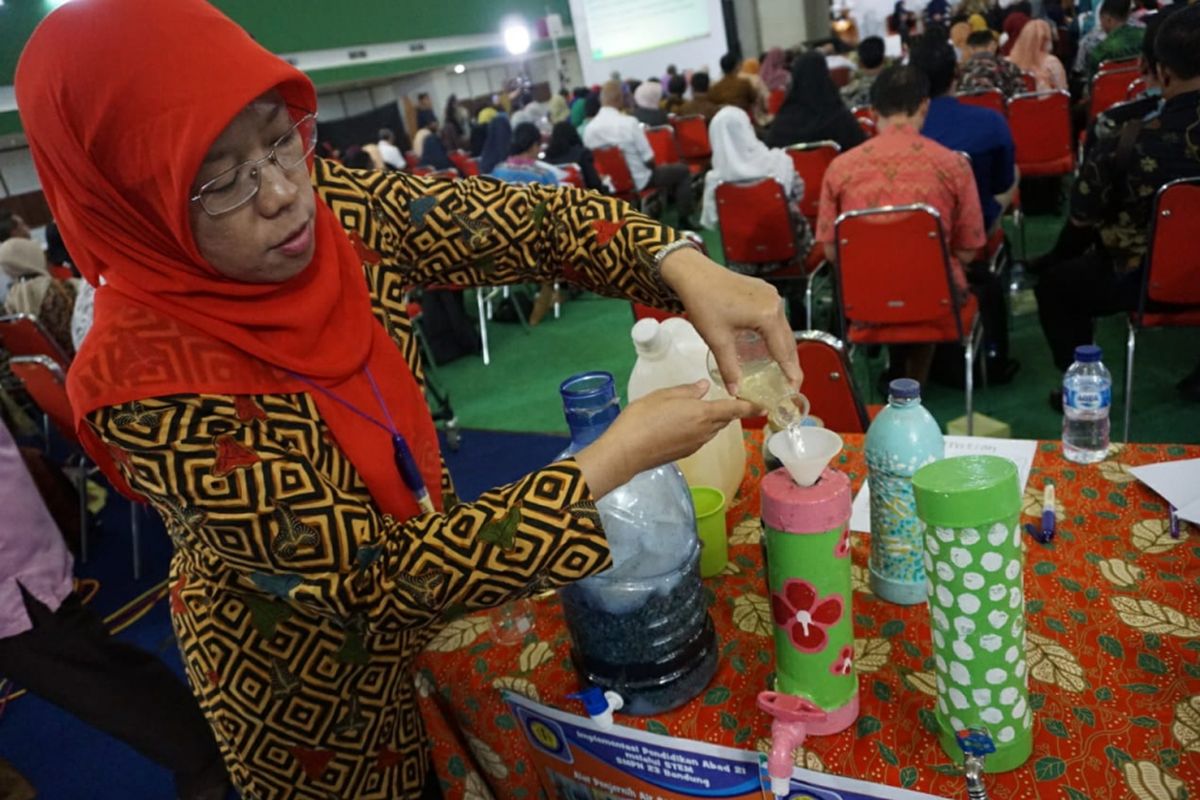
{"left": 190, "top": 94, "right": 316, "bottom": 283}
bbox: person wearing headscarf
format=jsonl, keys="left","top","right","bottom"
{"left": 1007, "top": 18, "right": 1068, "bottom": 90}
{"left": 478, "top": 113, "right": 513, "bottom": 174}
{"left": 738, "top": 57, "right": 772, "bottom": 124}
{"left": 470, "top": 106, "right": 497, "bottom": 155}
{"left": 1001, "top": 11, "right": 1031, "bottom": 55}
{"left": 632, "top": 80, "right": 669, "bottom": 126}
{"left": 548, "top": 94, "right": 570, "bottom": 125}
{"left": 419, "top": 128, "right": 455, "bottom": 171}
{"left": 968, "top": 12, "right": 990, "bottom": 32}
{"left": 17, "top": 4, "right": 796, "bottom": 799}
{"left": 543, "top": 121, "right": 607, "bottom": 192}
{"left": 766, "top": 51, "right": 866, "bottom": 150}
{"left": 440, "top": 95, "right": 469, "bottom": 152}
{"left": 759, "top": 47, "right": 791, "bottom": 92}
{"left": 0, "top": 237, "right": 79, "bottom": 357}
{"left": 701, "top": 107, "right": 813, "bottom": 275}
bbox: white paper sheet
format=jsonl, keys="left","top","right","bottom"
{"left": 849, "top": 436, "right": 1039, "bottom": 533}
{"left": 1129, "top": 458, "right": 1200, "bottom": 525}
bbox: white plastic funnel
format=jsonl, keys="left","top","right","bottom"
{"left": 767, "top": 427, "right": 844, "bottom": 487}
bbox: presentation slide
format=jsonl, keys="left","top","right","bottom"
{"left": 568, "top": 0, "right": 726, "bottom": 88}
{"left": 581, "top": 0, "right": 711, "bottom": 60}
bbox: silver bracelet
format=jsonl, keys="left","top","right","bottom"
{"left": 653, "top": 237, "right": 702, "bottom": 274}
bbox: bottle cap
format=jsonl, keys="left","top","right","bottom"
{"left": 631, "top": 318, "right": 668, "bottom": 357}
{"left": 1074, "top": 344, "right": 1102, "bottom": 363}
{"left": 888, "top": 378, "right": 921, "bottom": 400}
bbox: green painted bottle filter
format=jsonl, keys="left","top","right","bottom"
{"left": 760, "top": 467, "right": 858, "bottom": 734}
{"left": 912, "top": 455, "right": 1029, "bottom": 772}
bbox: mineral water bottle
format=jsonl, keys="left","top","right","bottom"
{"left": 1062, "top": 344, "right": 1111, "bottom": 464}
{"left": 555, "top": 371, "right": 718, "bottom": 714}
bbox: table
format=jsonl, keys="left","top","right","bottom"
{"left": 414, "top": 435, "right": 1200, "bottom": 799}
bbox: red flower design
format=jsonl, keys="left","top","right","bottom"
{"left": 835, "top": 527, "right": 851, "bottom": 559}
{"left": 212, "top": 433, "right": 260, "bottom": 477}
{"left": 591, "top": 219, "right": 626, "bottom": 246}
{"left": 770, "top": 579, "right": 844, "bottom": 654}
{"left": 829, "top": 644, "right": 854, "bottom": 676}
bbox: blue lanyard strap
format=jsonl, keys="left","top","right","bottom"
{"left": 284, "top": 367, "right": 435, "bottom": 514}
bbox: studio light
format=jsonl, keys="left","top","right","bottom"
{"left": 502, "top": 21, "right": 531, "bottom": 56}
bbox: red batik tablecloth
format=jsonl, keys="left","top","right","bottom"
{"left": 414, "top": 435, "right": 1200, "bottom": 799}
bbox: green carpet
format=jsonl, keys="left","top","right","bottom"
{"left": 431, "top": 211, "right": 1199, "bottom": 444}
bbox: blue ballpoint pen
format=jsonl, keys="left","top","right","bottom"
{"left": 1041, "top": 484, "right": 1056, "bottom": 542}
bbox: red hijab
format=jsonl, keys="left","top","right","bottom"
{"left": 1001, "top": 12, "right": 1032, "bottom": 56}
{"left": 16, "top": 0, "right": 441, "bottom": 519}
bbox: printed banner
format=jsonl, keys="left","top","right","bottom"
{"left": 503, "top": 692, "right": 950, "bottom": 800}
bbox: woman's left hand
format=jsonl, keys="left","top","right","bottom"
{"left": 660, "top": 246, "right": 802, "bottom": 397}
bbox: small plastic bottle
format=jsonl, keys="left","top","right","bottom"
{"left": 1062, "top": 344, "right": 1112, "bottom": 464}
{"left": 864, "top": 378, "right": 944, "bottom": 605}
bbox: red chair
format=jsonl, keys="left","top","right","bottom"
{"left": 715, "top": 179, "right": 824, "bottom": 328}
{"left": 557, "top": 163, "right": 584, "bottom": 188}
{"left": 833, "top": 204, "right": 984, "bottom": 433}
{"left": 644, "top": 125, "right": 681, "bottom": 166}
{"left": 1126, "top": 75, "right": 1149, "bottom": 100}
{"left": 47, "top": 265, "right": 75, "bottom": 281}
{"left": 1009, "top": 90, "right": 1075, "bottom": 178}
{"left": 1021, "top": 72, "right": 1038, "bottom": 93}
{"left": 1098, "top": 56, "right": 1140, "bottom": 74}
{"left": 829, "top": 66, "right": 853, "bottom": 88}
{"left": 404, "top": 150, "right": 421, "bottom": 170}
{"left": 768, "top": 88, "right": 787, "bottom": 116}
{"left": 9, "top": 355, "right": 142, "bottom": 576}
{"left": 795, "top": 331, "right": 869, "bottom": 434}
{"left": 0, "top": 313, "right": 71, "bottom": 368}
{"left": 591, "top": 146, "right": 660, "bottom": 211}
{"left": 784, "top": 141, "right": 841, "bottom": 222}
{"left": 956, "top": 88, "right": 1007, "bottom": 116}
{"left": 1123, "top": 177, "right": 1200, "bottom": 442}
{"left": 427, "top": 169, "right": 459, "bottom": 180}
{"left": 851, "top": 105, "right": 877, "bottom": 138}
{"left": 1088, "top": 67, "right": 1139, "bottom": 122}
{"left": 670, "top": 114, "right": 712, "bottom": 164}
{"left": 448, "top": 150, "right": 480, "bottom": 177}
{"left": 410, "top": 165, "right": 435, "bottom": 177}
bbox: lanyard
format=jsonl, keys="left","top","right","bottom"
{"left": 285, "top": 366, "right": 435, "bottom": 514}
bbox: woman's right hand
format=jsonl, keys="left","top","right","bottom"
{"left": 574, "top": 380, "right": 757, "bottom": 499}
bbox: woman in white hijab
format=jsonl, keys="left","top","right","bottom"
{"left": 0, "top": 237, "right": 80, "bottom": 356}
{"left": 701, "top": 106, "right": 813, "bottom": 275}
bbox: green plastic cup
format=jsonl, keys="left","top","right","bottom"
{"left": 912, "top": 455, "right": 1028, "bottom": 772}
{"left": 690, "top": 486, "right": 727, "bottom": 578}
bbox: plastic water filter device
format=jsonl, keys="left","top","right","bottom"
{"left": 758, "top": 427, "right": 859, "bottom": 798}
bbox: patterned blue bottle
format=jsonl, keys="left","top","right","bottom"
{"left": 865, "top": 379, "right": 944, "bottom": 605}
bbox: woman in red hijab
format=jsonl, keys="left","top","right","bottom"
{"left": 1001, "top": 11, "right": 1033, "bottom": 56}
{"left": 17, "top": 1, "right": 797, "bottom": 798}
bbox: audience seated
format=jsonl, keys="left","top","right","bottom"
{"left": 759, "top": 47, "right": 791, "bottom": 93}
{"left": 910, "top": 33, "right": 1019, "bottom": 234}
{"left": 766, "top": 51, "right": 866, "bottom": 151}
{"left": 478, "top": 113, "right": 513, "bottom": 175}
{"left": 909, "top": 31, "right": 1019, "bottom": 382}
{"left": 1086, "top": 0, "right": 1144, "bottom": 77}
{"left": 700, "top": 106, "right": 813, "bottom": 275}
{"left": 1008, "top": 19, "right": 1069, "bottom": 90}
{"left": 960, "top": 30, "right": 1028, "bottom": 97}
{"left": 0, "top": 237, "right": 79, "bottom": 358}
{"left": 633, "top": 80, "right": 670, "bottom": 127}
{"left": 376, "top": 127, "right": 406, "bottom": 170}
{"left": 707, "top": 52, "right": 758, "bottom": 114}
{"left": 491, "top": 122, "right": 563, "bottom": 186}
{"left": 663, "top": 75, "right": 689, "bottom": 116}
{"left": 440, "top": 95, "right": 470, "bottom": 152}
{"left": 578, "top": 94, "right": 602, "bottom": 132}
{"left": 841, "top": 36, "right": 887, "bottom": 108}
{"left": 418, "top": 121, "right": 455, "bottom": 171}
{"left": 815, "top": 64, "right": 987, "bottom": 384}
{"left": 1035, "top": 3, "right": 1200, "bottom": 406}
{"left": 543, "top": 121, "right": 607, "bottom": 193}
{"left": 583, "top": 80, "right": 696, "bottom": 227}
{"left": 738, "top": 57, "right": 772, "bottom": 124}
{"left": 676, "top": 72, "right": 719, "bottom": 121}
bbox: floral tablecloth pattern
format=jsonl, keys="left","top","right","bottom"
{"left": 414, "top": 436, "right": 1200, "bottom": 799}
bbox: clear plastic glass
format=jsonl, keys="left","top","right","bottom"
{"left": 1062, "top": 349, "right": 1112, "bottom": 464}
{"left": 705, "top": 330, "right": 809, "bottom": 429}
{"left": 556, "top": 371, "right": 718, "bottom": 715}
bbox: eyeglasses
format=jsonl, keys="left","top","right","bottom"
{"left": 190, "top": 111, "right": 318, "bottom": 216}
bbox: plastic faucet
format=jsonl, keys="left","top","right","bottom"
{"left": 955, "top": 728, "right": 996, "bottom": 800}
{"left": 757, "top": 691, "right": 829, "bottom": 799}
{"left": 568, "top": 687, "right": 624, "bottom": 731}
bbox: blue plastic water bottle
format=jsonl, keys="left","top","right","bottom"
{"left": 865, "top": 378, "right": 945, "bottom": 604}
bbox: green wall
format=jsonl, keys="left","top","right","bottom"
{"left": 1, "top": 0, "right": 575, "bottom": 85}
